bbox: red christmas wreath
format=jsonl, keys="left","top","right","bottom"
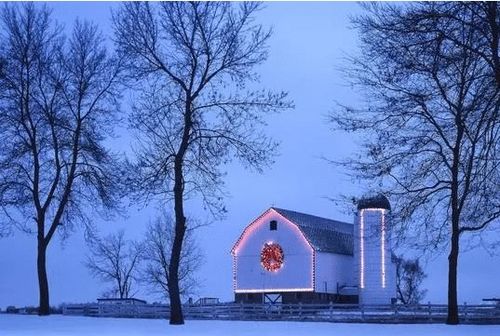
{"left": 260, "top": 242, "right": 284, "bottom": 272}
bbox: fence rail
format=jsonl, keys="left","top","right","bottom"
{"left": 62, "top": 302, "right": 500, "bottom": 324}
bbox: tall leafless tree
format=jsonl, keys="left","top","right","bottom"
{"left": 86, "top": 230, "right": 143, "bottom": 299}
{"left": 394, "top": 255, "right": 427, "bottom": 305}
{"left": 113, "top": 2, "right": 292, "bottom": 324}
{"left": 332, "top": 2, "right": 499, "bottom": 324}
{"left": 427, "top": 2, "right": 500, "bottom": 87}
{"left": 0, "top": 4, "right": 122, "bottom": 315}
{"left": 142, "top": 214, "right": 202, "bottom": 302}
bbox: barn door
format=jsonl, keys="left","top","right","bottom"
{"left": 264, "top": 293, "right": 282, "bottom": 304}
{"left": 264, "top": 293, "right": 282, "bottom": 313}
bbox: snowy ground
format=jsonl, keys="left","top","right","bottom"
{"left": 1, "top": 315, "right": 500, "bottom": 336}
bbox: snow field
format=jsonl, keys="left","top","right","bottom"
{"left": 1, "top": 314, "right": 500, "bottom": 336}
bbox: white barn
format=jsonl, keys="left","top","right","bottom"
{"left": 231, "top": 195, "right": 396, "bottom": 304}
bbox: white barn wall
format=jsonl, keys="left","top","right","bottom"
{"left": 233, "top": 210, "right": 314, "bottom": 292}
{"left": 314, "top": 252, "right": 354, "bottom": 294}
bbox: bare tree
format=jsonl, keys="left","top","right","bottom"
{"left": 332, "top": 2, "right": 500, "bottom": 324}
{"left": 0, "top": 4, "right": 122, "bottom": 315}
{"left": 86, "top": 230, "right": 143, "bottom": 299}
{"left": 142, "top": 214, "right": 202, "bottom": 301}
{"left": 417, "top": 3, "right": 500, "bottom": 87}
{"left": 113, "top": 2, "right": 292, "bottom": 324}
{"left": 394, "top": 255, "right": 427, "bottom": 305}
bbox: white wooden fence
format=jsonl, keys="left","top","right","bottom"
{"left": 62, "top": 302, "right": 500, "bottom": 324}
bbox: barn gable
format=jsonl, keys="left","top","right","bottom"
{"left": 232, "top": 207, "right": 315, "bottom": 293}
{"left": 231, "top": 208, "right": 313, "bottom": 255}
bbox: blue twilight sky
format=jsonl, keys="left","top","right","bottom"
{"left": 0, "top": 2, "right": 499, "bottom": 309}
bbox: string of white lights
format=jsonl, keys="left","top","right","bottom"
{"left": 360, "top": 209, "right": 365, "bottom": 289}
{"left": 360, "top": 208, "right": 387, "bottom": 290}
{"left": 381, "top": 209, "right": 386, "bottom": 288}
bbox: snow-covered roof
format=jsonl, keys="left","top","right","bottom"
{"left": 271, "top": 207, "right": 353, "bottom": 256}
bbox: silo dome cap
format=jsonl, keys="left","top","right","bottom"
{"left": 357, "top": 194, "right": 391, "bottom": 211}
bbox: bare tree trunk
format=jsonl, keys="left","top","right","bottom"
{"left": 168, "top": 101, "right": 191, "bottom": 325}
{"left": 167, "top": 258, "right": 184, "bottom": 324}
{"left": 169, "top": 160, "right": 187, "bottom": 325}
{"left": 37, "top": 238, "right": 50, "bottom": 316}
{"left": 447, "top": 147, "right": 461, "bottom": 325}
{"left": 447, "top": 230, "right": 460, "bottom": 325}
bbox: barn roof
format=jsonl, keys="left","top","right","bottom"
{"left": 272, "top": 207, "right": 353, "bottom": 256}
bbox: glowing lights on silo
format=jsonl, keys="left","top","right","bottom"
{"left": 359, "top": 208, "right": 387, "bottom": 290}
{"left": 381, "top": 209, "right": 386, "bottom": 288}
{"left": 359, "top": 209, "right": 365, "bottom": 289}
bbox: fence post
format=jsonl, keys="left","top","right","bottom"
{"left": 361, "top": 304, "right": 365, "bottom": 322}
{"left": 299, "top": 302, "right": 302, "bottom": 318}
{"left": 428, "top": 301, "right": 432, "bottom": 322}
{"left": 394, "top": 304, "right": 399, "bottom": 322}
{"left": 464, "top": 302, "right": 468, "bottom": 323}
{"left": 329, "top": 301, "right": 333, "bottom": 321}
{"left": 240, "top": 302, "right": 244, "bottom": 319}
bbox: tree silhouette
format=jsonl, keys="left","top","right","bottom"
{"left": 332, "top": 2, "right": 500, "bottom": 324}
{"left": 86, "top": 231, "right": 143, "bottom": 299}
{"left": 0, "top": 4, "right": 123, "bottom": 315}
{"left": 113, "top": 2, "right": 292, "bottom": 324}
